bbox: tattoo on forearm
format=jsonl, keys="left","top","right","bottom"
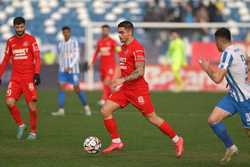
{"left": 124, "top": 62, "right": 145, "bottom": 82}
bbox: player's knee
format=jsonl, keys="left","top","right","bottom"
{"left": 100, "top": 106, "right": 111, "bottom": 118}
{"left": 146, "top": 114, "right": 155, "bottom": 123}
{"left": 5, "top": 98, "right": 15, "bottom": 107}
{"left": 208, "top": 116, "right": 217, "bottom": 125}
{"left": 145, "top": 112, "right": 159, "bottom": 124}
{"left": 100, "top": 106, "right": 107, "bottom": 116}
{"left": 28, "top": 101, "right": 37, "bottom": 111}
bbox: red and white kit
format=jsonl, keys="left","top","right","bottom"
{"left": 92, "top": 36, "right": 117, "bottom": 80}
{"left": 109, "top": 39, "right": 154, "bottom": 115}
{"left": 0, "top": 33, "right": 40, "bottom": 102}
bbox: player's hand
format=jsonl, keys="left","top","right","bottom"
{"left": 111, "top": 78, "right": 125, "bottom": 88}
{"left": 64, "top": 67, "right": 72, "bottom": 73}
{"left": 199, "top": 58, "right": 210, "bottom": 72}
{"left": 88, "top": 62, "right": 93, "bottom": 70}
{"left": 64, "top": 68, "right": 69, "bottom": 72}
{"left": 33, "top": 73, "right": 41, "bottom": 86}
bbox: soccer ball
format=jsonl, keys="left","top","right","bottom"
{"left": 83, "top": 136, "right": 102, "bottom": 154}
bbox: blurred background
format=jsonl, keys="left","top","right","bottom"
{"left": 0, "top": 0, "right": 250, "bottom": 91}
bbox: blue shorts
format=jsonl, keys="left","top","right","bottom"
{"left": 216, "top": 94, "right": 250, "bottom": 128}
{"left": 58, "top": 72, "right": 80, "bottom": 85}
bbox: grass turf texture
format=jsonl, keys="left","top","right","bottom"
{"left": 0, "top": 90, "right": 249, "bottom": 167}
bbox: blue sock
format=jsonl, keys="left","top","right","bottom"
{"left": 77, "top": 91, "right": 87, "bottom": 106}
{"left": 58, "top": 91, "right": 65, "bottom": 108}
{"left": 210, "top": 122, "right": 234, "bottom": 148}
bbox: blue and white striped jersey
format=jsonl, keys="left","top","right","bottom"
{"left": 218, "top": 45, "right": 250, "bottom": 102}
{"left": 57, "top": 37, "right": 80, "bottom": 74}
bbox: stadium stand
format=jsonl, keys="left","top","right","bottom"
{"left": 0, "top": 0, "right": 250, "bottom": 65}
{"left": 0, "top": 0, "right": 250, "bottom": 42}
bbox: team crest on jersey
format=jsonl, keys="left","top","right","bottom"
{"left": 119, "top": 57, "right": 127, "bottom": 69}
{"left": 137, "top": 96, "right": 145, "bottom": 105}
{"left": 124, "top": 49, "right": 129, "bottom": 55}
{"left": 23, "top": 41, "right": 29, "bottom": 47}
{"left": 29, "top": 83, "right": 35, "bottom": 91}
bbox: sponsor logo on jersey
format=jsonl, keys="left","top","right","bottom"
{"left": 100, "top": 47, "right": 111, "bottom": 56}
{"left": 13, "top": 48, "right": 29, "bottom": 60}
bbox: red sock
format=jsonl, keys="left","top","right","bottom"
{"left": 29, "top": 109, "right": 38, "bottom": 133}
{"left": 102, "top": 84, "right": 111, "bottom": 100}
{"left": 8, "top": 105, "right": 23, "bottom": 126}
{"left": 104, "top": 118, "right": 120, "bottom": 139}
{"left": 159, "top": 121, "right": 177, "bottom": 138}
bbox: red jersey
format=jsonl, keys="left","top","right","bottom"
{"left": 92, "top": 36, "right": 117, "bottom": 69}
{"left": 0, "top": 33, "right": 40, "bottom": 80}
{"left": 119, "top": 39, "right": 148, "bottom": 89}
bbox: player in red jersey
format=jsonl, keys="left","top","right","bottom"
{"left": 90, "top": 25, "right": 118, "bottom": 105}
{"left": 0, "top": 17, "right": 41, "bottom": 140}
{"left": 101, "top": 21, "right": 184, "bottom": 158}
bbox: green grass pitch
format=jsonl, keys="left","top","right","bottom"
{"left": 0, "top": 90, "right": 249, "bottom": 167}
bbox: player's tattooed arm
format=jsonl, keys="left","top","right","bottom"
{"left": 111, "top": 61, "right": 145, "bottom": 87}
{"left": 123, "top": 61, "right": 145, "bottom": 82}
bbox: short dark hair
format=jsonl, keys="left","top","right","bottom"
{"left": 102, "top": 24, "right": 110, "bottom": 29}
{"left": 62, "top": 26, "right": 71, "bottom": 31}
{"left": 215, "top": 28, "right": 231, "bottom": 41}
{"left": 118, "top": 20, "right": 134, "bottom": 31}
{"left": 13, "top": 17, "right": 25, "bottom": 25}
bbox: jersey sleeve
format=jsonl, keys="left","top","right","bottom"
{"left": 0, "top": 40, "right": 12, "bottom": 78}
{"left": 133, "top": 44, "right": 145, "bottom": 63}
{"left": 92, "top": 40, "right": 100, "bottom": 64}
{"left": 218, "top": 51, "right": 233, "bottom": 69}
{"left": 30, "top": 37, "right": 41, "bottom": 74}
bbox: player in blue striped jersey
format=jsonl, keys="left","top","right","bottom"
{"left": 51, "top": 26, "right": 92, "bottom": 116}
{"left": 199, "top": 28, "right": 250, "bottom": 164}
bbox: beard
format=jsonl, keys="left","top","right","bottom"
{"left": 15, "top": 30, "right": 25, "bottom": 36}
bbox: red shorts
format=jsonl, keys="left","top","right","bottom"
{"left": 108, "top": 87, "right": 154, "bottom": 116}
{"left": 6, "top": 80, "right": 37, "bottom": 103}
{"left": 100, "top": 66, "right": 115, "bottom": 81}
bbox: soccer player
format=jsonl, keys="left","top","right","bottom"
{"left": 166, "top": 31, "right": 186, "bottom": 91}
{"left": 51, "top": 26, "right": 92, "bottom": 116}
{"left": 199, "top": 28, "right": 250, "bottom": 164}
{"left": 0, "top": 17, "right": 41, "bottom": 140}
{"left": 100, "top": 21, "right": 184, "bottom": 157}
{"left": 90, "top": 25, "right": 118, "bottom": 105}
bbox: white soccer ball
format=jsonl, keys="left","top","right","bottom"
{"left": 83, "top": 136, "right": 102, "bottom": 154}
